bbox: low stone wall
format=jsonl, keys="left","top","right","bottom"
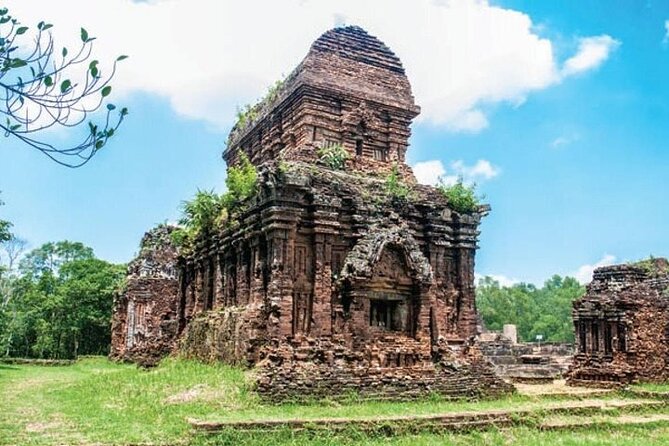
{"left": 180, "top": 323, "right": 513, "bottom": 403}
{"left": 255, "top": 338, "right": 514, "bottom": 403}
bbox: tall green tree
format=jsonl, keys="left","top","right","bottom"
{"left": 477, "top": 275, "right": 585, "bottom": 343}
{"left": 0, "top": 194, "right": 11, "bottom": 243}
{"left": 1, "top": 241, "right": 124, "bottom": 358}
{"left": 19, "top": 241, "right": 93, "bottom": 277}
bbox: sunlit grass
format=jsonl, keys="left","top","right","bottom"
{"left": 631, "top": 382, "right": 669, "bottom": 393}
{"left": 1, "top": 357, "right": 669, "bottom": 445}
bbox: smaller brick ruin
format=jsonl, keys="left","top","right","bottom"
{"left": 110, "top": 226, "right": 180, "bottom": 366}
{"left": 568, "top": 258, "right": 669, "bottom": 386}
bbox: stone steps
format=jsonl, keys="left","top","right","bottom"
{"left": 190, "top": 399, "right": 663, "bottom": 434}
{"left": 540, "top": 413, "right": 669, "bottom": 430}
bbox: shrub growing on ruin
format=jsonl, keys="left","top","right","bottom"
{"left": 174, "top": 189, "right": 226, "bottom": 248}
{"left": 630, "top": 256, "right": 669, "bottom": 277}
{"left": 173, "top": 153, "right": 257, "bottom": 250}
{"left": 384, "top": 164, "right": 411, "bottom": 201}
{"left": 221, "top": 152, "right": 258, "bottom": 210}
{"left": 438, "top": 179, "right": 481, "bottom": 214}
{"left": 233, "top": 78, "right": 286, "bottom": 131}
{"left": 317, "top": 143, "right": 348, "bottom": 170}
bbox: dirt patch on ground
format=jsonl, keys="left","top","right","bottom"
{"left": 515, "top": 379, "right": 613, "bottom": 396}
{"left": 164, "top": 384, "right": 238, "bottom": 406}
{"left": 25, "top": 421, "right": 64, "bottom": 433}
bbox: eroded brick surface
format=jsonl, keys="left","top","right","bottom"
{"left": 110, "top": 226, "right": 180, "bottom": 366}
{"left": 567, "top": 258, "right": 669, "bottom": 386}
{"left": 111, "top": 26, "right": 513, "bottom": 400}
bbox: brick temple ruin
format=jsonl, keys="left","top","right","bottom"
{"left": 111, "top": 26, "right": 513, "bottom": 401}
{"left": 568, "top": 258, "right": 669, "bottom": 386}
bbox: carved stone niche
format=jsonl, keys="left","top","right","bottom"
{"left": 337, "top": 227, "right": 433, "bottom": 342}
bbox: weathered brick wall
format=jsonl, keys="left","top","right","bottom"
{"left": 178, "top": 306, "right": 264, "bottom": 366}
{"left": 110, "top": 226, "right": 180, "bottom": 366}
{"left": 224, "top": 26, "right": 419, "bottom": 184}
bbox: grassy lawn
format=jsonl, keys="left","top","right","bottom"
{"left": 2, "top": 357, "right": 669, "bottom": 445}
{"left": 631, "top": 382, "right": 669, "bottom": 393}
{"left": 190, "top": 425, "right": 669, "bottom": 446}
{"left": 0, "top": 357, "right": 251, "bottom": 445}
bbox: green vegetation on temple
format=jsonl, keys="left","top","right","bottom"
{"left": 231, "top": 77, "right": 287, "bottom": 136}
{"left": 171, "top": 152, "right": 258, "bottom": 250}
{"left": 438, "top": 179, "right": 482, "bottom": 214}
{"left": 384, "top": 164, "right": 412, "bottom": 201}
{"left": 317, "top": 143, "right": 349, "bottom": 170}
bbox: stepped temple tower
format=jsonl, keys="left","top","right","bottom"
{"left": 568, "top": 258, "right": 669, "bottom": 386}
{"left": 111, "top": 26, "right": 512, "bottom": 401}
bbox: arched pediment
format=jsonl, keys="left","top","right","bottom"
{"left": 339, "top": 226, "right": 433, "bottom": 286}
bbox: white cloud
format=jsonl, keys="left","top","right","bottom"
{"left": 455, "top": 159, "right": 500, "bottom": 180}
{"left": 561, "top": 35, "right": 620, "bottom": 77}
{"left": 476, "top": 273, "right": 520, "bottom": 287}
{"left": 664, "top": 20, "right": 669, "bottom": 44}
{"left": 412, "top": 160, "right": 446, "bottom": 186}
{"left": 550, "top": 133, "right": 580, "bottom": 149}
{"left": 413, "top": 159, "right": 500, "bottom": 186}
{"left": 571, "top": 254, "right": 617, "bottom": 285}
{"left": 4, "top": 0, "right": 619, "bottom": 132}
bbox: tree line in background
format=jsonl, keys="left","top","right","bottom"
{"left": 0, "top": 235, "right": 124, "bottom": 359}
{"left": 476, "top": 275, "right": 585, "bottom": 343}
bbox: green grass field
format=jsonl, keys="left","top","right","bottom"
{"left": 2, "top": 357, "right": 669, "bottom": 445}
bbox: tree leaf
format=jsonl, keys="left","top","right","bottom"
{"left": 60, "top": 79, "right": 72, "bottom": 93}
{"left": 106, "top": 103, "right": 116, "bottom": 111}
{"left": 116, "top": 55, "right": 129, "bottom": 61}
{"left": 62, "top": 47, "right": 68, "bottom": 58}
{"left": 80, "top": 28, "right": 88, "bottom": 42}
{"left": 16, "top": 26, "right": 28, "bottom": 35}
{"left": 44, "top": 75, "right": 53, "bottom": 87}
{"left": 101, "top": 86, "right": 112, "bottom": 97}
{"left": 10, "top": 58, "right": 27, "bottom": 68}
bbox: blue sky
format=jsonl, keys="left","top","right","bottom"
{"left": 1, "top": 0, "right": 668, "bottom": 285}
